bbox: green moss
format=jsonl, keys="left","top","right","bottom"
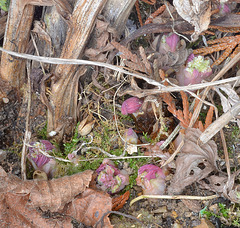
{"left": 0, "top": 0, "right": 9, "bottom": 11}
{"left": 201, "top": 203, "right": 240, "bottom": 227}
{"left": 231, "top": 126, "right": 240, "bottom": 139}
{"left": 66, "top": 159, "right": 103, "bottom": 175}
{"left": 125, "top": 156, "right": 150, "bottom": 191}
{"left": 63, "top": 122, "right": 82, "bottom": 156}
{"left": 36, "top": 122, "right": 48, "bottom": 139}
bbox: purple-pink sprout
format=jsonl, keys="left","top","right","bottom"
{"left": 176, "top": 54, "right": 212, "bottom": 86}
{"left": 121, "top": 97, "right": 143, "bottom": 115}
{"left": 136, "top": 164, "right": 166, "bottom": 195}
{"left": 155, "top": 141, "right": 165, "bottom": 147}
{"left": 96, "top": 159, "right": 129, "bottom": 194}
{"left": 28, "top": 140, "right": 56, "bottom": 177}
{"left": 123, "top": 128, "right": 138, "bottom": 144}
{"left": 68, "top": 153, "right": 75, "bottom": 160}
{"left": 160, "top": 33, "right": 180, "bottom": 53}
{"left": 218, "top": 3, "right": 231, "bottom": 16}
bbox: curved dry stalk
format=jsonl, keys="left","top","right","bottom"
{"left": 0, "top": 46, "right": 166, "bottom": 90}
{"left": 2, "top": 47, "right": 240, "bottom": 94}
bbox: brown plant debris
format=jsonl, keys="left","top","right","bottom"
{"left": 111, "top": 41, "right": 152, "bottom": 74}
{"left": 112, "top": 191, "right": 130, "bottom": 211}
{"left": 0, "top": 167, "right": 112, "bottom": 227}
{"left": 173, "top": 0, "right": 211, "bottom": 41}
{"left": 84, "top": 18, "right": 116, "bottom": 62}
{"left": 160, "top": 69, "right": 214, "bottom": 131}
{"left": 135, "top": 0, "right": 157, "bottom": 26}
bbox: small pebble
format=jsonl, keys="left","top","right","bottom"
{"left": 3, "top": 98, "right": 9, "bottom": 103}
{"left": 184, "top": 212, "right": 192, "bottom": 218}
{"left": 152, "top": 206, "right": 167, "bottom": 214}
{"left": 0, "top": 150, "right": 7, "bottom": 162}
{"left": 172, "top": 222, "right": 183, "bottom": 228}
{"left": 209, "top": 204, "right": 218, "bottom": 213}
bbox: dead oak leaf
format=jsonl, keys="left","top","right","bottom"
{"left": 168, "top": 128, "right": 219, "bottom": 195}
{"left": 64, "top": 188, "right": 113, "bottom": 228}
{"left": 1, "top": 192, "right": 72, "bottom": 227}
{"left": 0, "top": 167, "right": 112, "bottom": 227}
{"left": 173, "top": 0, "right": 211, "bottom": 41}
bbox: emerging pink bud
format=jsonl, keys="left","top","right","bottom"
{"left": 68, "top": 153, "right": 75, "bottom": 160}
{"left": 218, "top": 3, "right": 231, "bottom": 16}
{"left": 96, "top": 159, "right": 129, "bottom": 194}
{"left": 160, "top": 33, "right": 180, "bottom": 53}
{"left": 136, "top": 164, "right": 165, "bottom": 195}
{"left": 121, "top": 97, "right": 143, "bottom": 115}
{"left": 155, "top": 141, "right": 165, "bottom": 147}
{"left": 176, "top": 54, "right": 212, "bottom": 86}
{"left": 28, "top": 140, "right": 56, "bottom": 177}
{"left": 123, "top": 128, "right": 138, "bottom": 144}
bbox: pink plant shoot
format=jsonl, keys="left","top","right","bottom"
{"left": 160, "top": 33, "right": 180, "bottom": 53}
{"left": 121, "top": 97, "right": 143, "bottom": 115}
{"left": 155, "top": 141, "right": 165, "bottom": 147}
{"left": 123, "top": 128, "right": 138, "bottom": 144}
{"left": 28, "top": 140, "right": 56, "bottom": 177}
{"left": 176, "top": 54, "right": 212, "bottom": 86}
{"left": 96, "top": 159, "right": 129, "bottom": 194}
{"left": 136, "top": 164, "right": 166, "bottom": 195}
{"left": 219, "top": 3, "right": 231, "bottom": 16}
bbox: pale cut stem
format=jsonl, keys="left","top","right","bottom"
{"left": 130, "top": 194, "right": 218, "bottom": 206}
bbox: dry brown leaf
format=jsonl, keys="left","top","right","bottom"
{"left": 199, "top": 170, "right": 240, "bottom": 203}
{"left": 0, "top": 166, "right": 112, "bottom": 227}
{"left": 65, "top": 188, "right": 113, "bottom": 228}
{"left": 111, "top": 41, "right": 149, "bottom": 74}
{"left": 0, "top": 168, "right": 93, "bottom": 211}
{"left": 173, "top": 0, "right": 211, "bottom": 41}
{"left": 168, "top": 128, "right": 219, "bottom": 195}
{"left": 112, "top": 191, "right": 130, "bottom": 211}
{"left": 1, "top": 192, "right": 72, "bottom": 227}
{"left": 84, "top": 19, "right": 115, "bottom": 62}
{"left": 214, "top": 84, "right": 240, "bottom": 114}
